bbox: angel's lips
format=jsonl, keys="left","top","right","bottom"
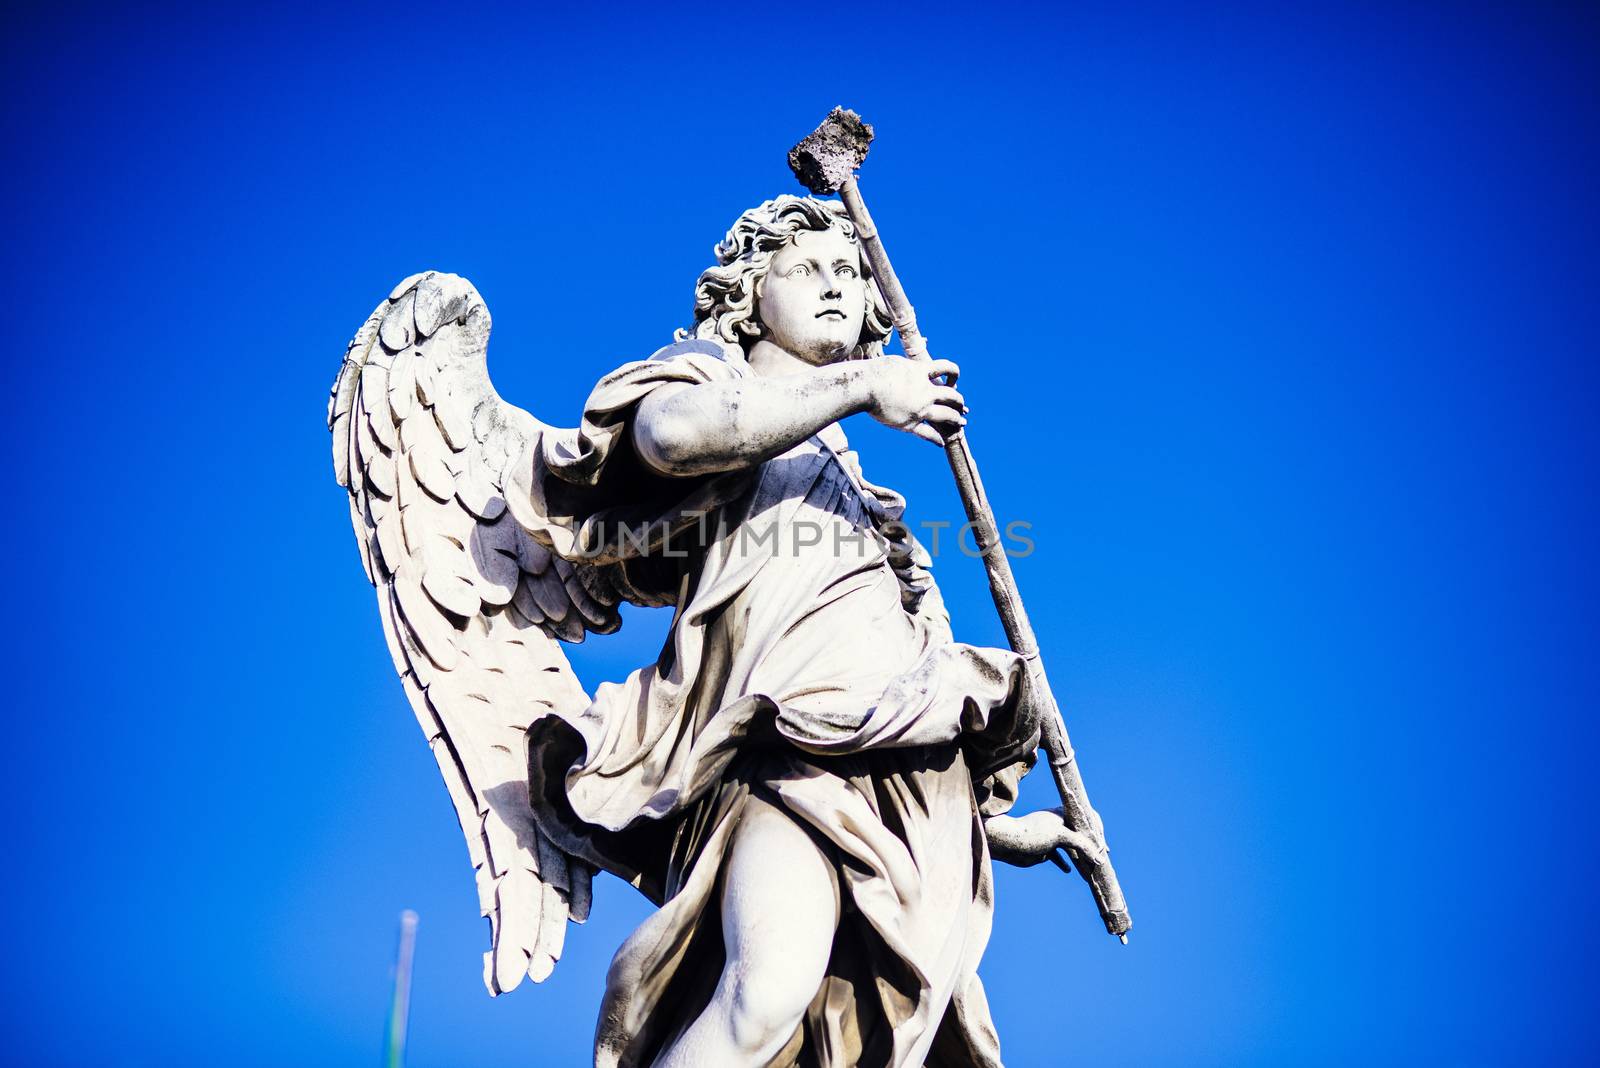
{"left": 815, "top": 309, "right": 847, "bottom": 320}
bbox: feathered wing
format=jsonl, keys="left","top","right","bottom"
{"left": 328, "top": 271, "right": 620, "bottom": 994}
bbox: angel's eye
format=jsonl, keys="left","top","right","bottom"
{"left": 837, "top": 265, "right": 857, "bottom": 279}
{"left": 787, "top": 264, "right": 812, "bottom": 278}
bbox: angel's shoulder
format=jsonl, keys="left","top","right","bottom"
{"left": 643, "top": 337, "right": 748, "bottom": 372}
{"left": 584, "top": 338, "right": 747, "bottom": 405}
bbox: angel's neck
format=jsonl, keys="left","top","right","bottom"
{"left": 746, "top": 338, "right": 844, "bottom": 379}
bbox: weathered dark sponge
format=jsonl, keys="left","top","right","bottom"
{"left": 788, "top": 107, "right": 875, "bottom": 195}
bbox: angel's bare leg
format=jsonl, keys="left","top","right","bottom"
{"left": 655, "top": 794, "right": 840, "bottom": 1067}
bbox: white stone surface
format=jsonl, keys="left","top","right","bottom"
{"left": 329, "top": 197, "right": 1113, "bottom": 1066}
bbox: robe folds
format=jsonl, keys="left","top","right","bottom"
{"left": 521, "top": 340, "right": 1041, "bottom": 1067}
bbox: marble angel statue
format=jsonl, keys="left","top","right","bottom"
{"left": 328, "top": 196, "right": 1100, "bottom": 1067}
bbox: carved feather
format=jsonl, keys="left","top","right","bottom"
{"left": 329, "top": 272, "right": 615, "bottom": 995}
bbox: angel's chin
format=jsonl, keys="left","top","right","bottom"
{"left": 798, "top": 336, "right": 860, "bottom": 366}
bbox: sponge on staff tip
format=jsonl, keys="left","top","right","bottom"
{"left": 789, "top": 107, "right": 874, "bottom": 195}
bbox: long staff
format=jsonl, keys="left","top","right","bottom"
{"left": 790, "top": 108, "right": 1131, "bottom": 941}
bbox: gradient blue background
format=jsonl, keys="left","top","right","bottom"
{"left": 5, "top": 3, "right": 1595, "bottom": 1064}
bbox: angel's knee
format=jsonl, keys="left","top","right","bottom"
{"left": 718, "top": 958, "right": 818, "bottom": 1060}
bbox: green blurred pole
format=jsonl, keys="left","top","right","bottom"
{"left": 383, "top": 910, "right": 419, "bottom": 1068}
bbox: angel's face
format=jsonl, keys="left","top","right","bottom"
{"left": 756, "top": 227, "right": 867, "bottom": 365}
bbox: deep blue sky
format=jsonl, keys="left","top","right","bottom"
{"left": 5, "top": 3, "right": 1596, "bottom": 1065}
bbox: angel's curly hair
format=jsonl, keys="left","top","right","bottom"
{"left": 675, "top": 195, "right": 895, "bottom": 358}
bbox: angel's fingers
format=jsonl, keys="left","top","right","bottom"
{"left": 1054, "top": 827, "right": 1102, "bottom": 860}
{"left": 927, "top": 359, "right": 960, "bottom": 385}
{"left": 923, "top": 403, "right": 967, "bottom": 432}
{"left": 909, "top": 423, "right": 947, "bottom": 447}
{"left": 932, "top": 385, "right": 967, "bottom": 411}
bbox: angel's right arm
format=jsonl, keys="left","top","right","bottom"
{"left": 633, "top": 356, "right": 966, "bottom": 477}
{"left": 632, "top": 363, "right": 876, "bottom": 478}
